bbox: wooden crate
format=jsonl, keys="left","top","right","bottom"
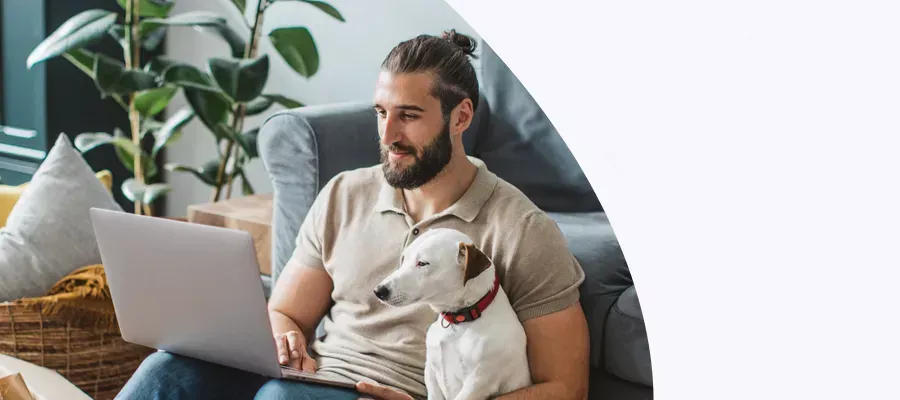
{"left": 187, "top": 194, "right": 273, "bottom": 275}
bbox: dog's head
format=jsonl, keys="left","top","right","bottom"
{"left": 373, "top": 228, "right": 492, "bottom": 309}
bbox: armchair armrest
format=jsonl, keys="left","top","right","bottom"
{"left": 258, "top": 102, "right": 380, "bottom": 282}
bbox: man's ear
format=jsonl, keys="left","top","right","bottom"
{"left": 458, "top": 242, "right": 491, "bottom": 283}
{"left": 450, "top": 99, "right": 474, "bottom": 136}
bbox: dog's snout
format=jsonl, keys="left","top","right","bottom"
{"left": 374, "top": 285, "right": 391, "bottom": 301}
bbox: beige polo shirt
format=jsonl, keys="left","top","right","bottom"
{"left": 290, "top": 157, "right": 585, "bottom": 398}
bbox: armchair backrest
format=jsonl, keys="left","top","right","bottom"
{"left": 259, "top": 38, "right": 601, "bottom": 283}
{"left": 467, "top": 40, "right": 602, "bottom": 213}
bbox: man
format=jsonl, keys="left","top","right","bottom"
{"left": 117, "top": 30, "right": 590, "bottom": 400}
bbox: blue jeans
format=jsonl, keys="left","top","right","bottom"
{"left": 116, "top": 351, "right": 363, "bottom": 400}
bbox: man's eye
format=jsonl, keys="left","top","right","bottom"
{"left": 375, "top": 109, "right": 386, "bottom": 118}
{"left": 416, "top": 261, "right": 429, "bottom": 267}
{"left": 401, "top": 113, "right": 418, "bottom": 120}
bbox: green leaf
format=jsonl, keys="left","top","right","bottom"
{"left": 62, "top": 48, "right": 97, "bottom": 77}
{"left": 165, "top": 159, "right": 221, "bottom": 186}
{"left": 121, "top": 178, "right": 144, "bottom": 202}
{"left": 142, "top": 118, "right": 165, "bottom": 132}
{"left": 143, "top": 11, "right": 247, "bottom": 58}
{"left": 245, "top": 94, "right": 303, "bottom": 115}
{"left": 142, "top": 183, "right": 172, "bottom": 204}
{"left": 121, "top": 179, "right": 172, "bottom": 204}
{"left": 268, "top": 27, "right": 319, "bottom": 78}
{"left": 134, "top": 85, "right": 178, "bottom": 117}
{"left": 208, "top": 55, "right": 269, "bottom": 103}
{"left": 152, "top": 107, "right": 194, "bottom": 157}
{"left": 160, "top": 63, "right": 219, "bottom": 91}
{"left": 286, "top": 1, "right": 345, "bottom": 22}
{"left": 210, "top": 25, "right": 248, "bottom": 58}
{"left": 26, "top": 9, "right": 118, "bottom": 68}
{"left": 263, "top": 94, "right": 304, "bottom": 109}
{"left": 116, "top": 0, "right": 175, "bottom": 18}
{"left": 108, "top": 23, "right": 168, "bottom": 51}
{"left": 235, "top": 128, "right": 259, "bottom": 158}
{"left": 141, "top": 11, "right": 228, "bottom": 29}
{"left": 75, "top": 130, "right": 158, "bottom": 179}
{"left": 183, "top": 88, "right": 232, "bottom": 133}
{"left": 93, "top": 54, "right": 160, "bottom": 95}
{"left": 142, "top": 26, "right": 168, "bottom": 52}
{"left": 74, "top": 132, "right": 142, "bottom": 155}
{"left": 141, "top": 118, "right": 165, "bottom": 140}
{"left": 144, "top": 56, "right": 178, "bottom": 75}
{"left": 107, "top": 25, "right": 129, "bottom": 50}
{"left": 212, "top": 122, "right": 238, "bottom": 141}
{"left": 112, "top": 129, "right": 159, "bottom": 178}
{"left": 116, "top": 146, "right": 159, "bottom": 178}
{"left": 246, "top": 96, "right": 275, "bottom": 115}
{"left": 230, "top": 0, "right": 246, "bottom": 13}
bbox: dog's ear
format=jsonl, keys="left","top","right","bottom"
{"left": 459, "top": 242, "right": 491, "bottom": 283}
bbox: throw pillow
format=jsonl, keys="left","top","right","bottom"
{"left": 0, "top": 170, "right": 113, "bottom": 228}
{"left": 0, "top": 134, "right": 123, "bottom": 301}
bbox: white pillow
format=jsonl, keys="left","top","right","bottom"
{"left": 0, "top": 134, "right": 123, "bottom": 301}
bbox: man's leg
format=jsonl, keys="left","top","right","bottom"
{"left": 254, "top": 379, "right": 363, "bottom": 400}
{"left": 116, "top": 351, "right": 269, "bottom": 400}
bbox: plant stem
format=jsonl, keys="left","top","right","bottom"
{"left": 125, "top": 0, "right": 145, "bottom": 215}
{"left": 240, "top": 169, "right": 255, "bottom": 195}
{"left": 112, "top": 95, "right": 130, "bottom": 112}
{"left": 211, "top": 139, "right": 234, "bottom": 202}
{"left": 224, "top": 147, "right": 241, "bottom": 199}
{"left": 223, "top": 118, "right": 243, "bottom": 200}
{"left": 212, "top": 0, "right": 268, "bottom": 202}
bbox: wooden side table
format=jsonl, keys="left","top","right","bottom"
{"left": 187, "top": 193, "right": 274, "bottom": 275}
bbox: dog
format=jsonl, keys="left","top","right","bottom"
{"left": 374, "top": 228, "right": 532, "bottom": 400}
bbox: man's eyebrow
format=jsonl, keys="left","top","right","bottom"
{"left": 372, "top": 104, "right": 426, "bottom": 112}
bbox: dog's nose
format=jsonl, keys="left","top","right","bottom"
{"left": 374, "top": 285, "right": 391, "bottom": 300}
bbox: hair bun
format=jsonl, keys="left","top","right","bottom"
{"left": 441, "top": 29, "right": 477, "bottom": 57}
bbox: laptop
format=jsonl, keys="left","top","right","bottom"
{"left": 89, "top": 207, "right": 355, "bottom": 390}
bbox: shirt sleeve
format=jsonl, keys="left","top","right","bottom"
{"left": 503, "top": 211, "right": 586, "bottom": 321}
{"left": 290, "top": 181, "right": 331, "bottom": 270}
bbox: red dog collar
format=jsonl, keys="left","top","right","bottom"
{"left": 440, "top": 273, "right": 501, "bottom": 327}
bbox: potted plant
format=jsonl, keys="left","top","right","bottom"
{"left": 25, "top": 0, "right": 344, "bottom": 216}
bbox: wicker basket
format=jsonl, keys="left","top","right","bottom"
{"left": 0, "top": 300, "right": 154, "bottom": 400}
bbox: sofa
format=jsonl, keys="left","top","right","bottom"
{"left": 257, "top": 39, "right": 653, "bottom": 400}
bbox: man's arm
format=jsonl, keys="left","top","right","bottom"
{"left": 494, "top": 302, "right": 591, "bottom": 400}
{"left": 267, "top": 257, "right": 334, "bottom": 371}
{"left": 268, "top": 257, "right": 334, "bottom": 341}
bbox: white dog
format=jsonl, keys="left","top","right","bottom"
{"left": 374, "top": 228, "right": 532, "bottom": 400}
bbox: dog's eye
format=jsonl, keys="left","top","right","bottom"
{"left": 416, "top": 261, "right": 429, "bottom": 267}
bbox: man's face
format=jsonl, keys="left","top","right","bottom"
{"left": 374, "top": 71, "right": 453, "bottom": 190}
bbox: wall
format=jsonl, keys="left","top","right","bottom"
{"left": 163, "top": 0, "right": 478, "bottom": 216}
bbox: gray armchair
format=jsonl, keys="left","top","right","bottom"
{"left": 257, "top": 39, "right": 652, "bottom": 400}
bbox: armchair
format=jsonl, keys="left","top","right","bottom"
{"left": 258, "top": 39, "right": 653, "bottom": 400}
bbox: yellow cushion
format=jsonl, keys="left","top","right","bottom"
{"left": 0, "top": 170, "right": 113, "bottom": 227}
{"left": 0, "top": 186, "right": 23, "bottom": 227}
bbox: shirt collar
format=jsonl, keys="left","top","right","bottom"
{"left": 373, "top": 157, "right": 498, "bottom": 223}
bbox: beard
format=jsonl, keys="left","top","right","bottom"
{"left": 381, "top": 121, "right": 453, "bottom": 190}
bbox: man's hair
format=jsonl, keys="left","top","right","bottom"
{"left": 381, "top": 29, "right": 480, "bottom": 119}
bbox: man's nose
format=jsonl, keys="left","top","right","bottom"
{"left": 374, "top": 285, "right": 391, "bottom": 300}
{"left": 379, "top": 116, "right": 402, "bottom": 145}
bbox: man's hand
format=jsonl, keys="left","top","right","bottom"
{"left": 275, "top": 330, "right": 317, "bottom": 372}
{"left": 267, "top": 259, "right": 334, "bottom": 373}
{"left": 355, "top": 381, "right": 414, "bottom": 400}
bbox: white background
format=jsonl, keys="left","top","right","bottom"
{"left": 445, "top": 0, "right": 900, "bottom": 398}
